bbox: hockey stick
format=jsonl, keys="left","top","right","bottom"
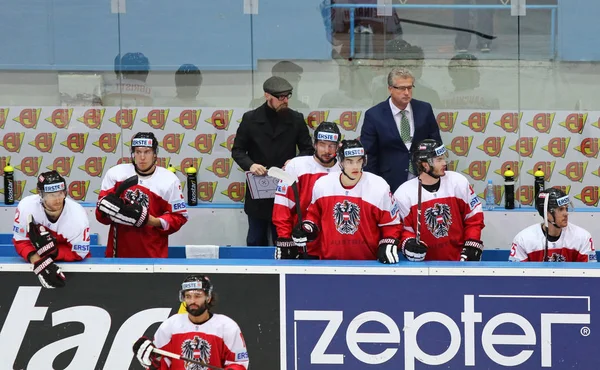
{"left": 268, "top": 167, "right": 302, "bottom": 226}
{"left": 152, "top": 347, "right": 225, "bottom": 370}
{"left": 111, "top": 175, "right": 139, "bottom": 257}
{"left": 416, "top": 176, "right": 422, "bottom": 244}
{"left": 543, "top": 193, "right": 550, "bottom": 262}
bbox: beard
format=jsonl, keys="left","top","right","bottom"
{"left": 186, "top": 302, "right": 208, "bottom": 317}
{"left": 275, "top": 103, "right": 289, "bottom": 113}
{"left": 316, "top": 153, "right": 335, "bottom": 165}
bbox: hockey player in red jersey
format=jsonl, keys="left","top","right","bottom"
{"left": 133, "top": 275, "right": 249, "bottom": 370}
{"left": 96, "top": 132, "right": 188, "bottom": 257}
{"left": 394, "top": 139, "right": 485, "bottom": 261}
{"left": 273, "top": 121, "right": 342, "bottom": 259}
{"left": 509, "top": 188, "right": 596, "bottom": 262}
{"left": 12, "top": 171, "right": 90, "bottom": 288}
{"left": 292, "top": 139, "right": 403, "bottom": 262}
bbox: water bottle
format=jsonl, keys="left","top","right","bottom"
{"left": 485, "top": 179, "right": 495, "bottom": 211}
{"left": 534, "top": 166, "right": 545, "bottom": 201}
{"left": 167, "top": 164, "right": 177, "bottom": 174}
{"left": 3, "top": 162, "right": 15, "bottom": 205}
{"left": 185, "top": 166, "right": 198, "bottom": 206}
{"left": 504, "top": 166, "right": 515, "bottom": 209}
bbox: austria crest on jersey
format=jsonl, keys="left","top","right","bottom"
{"left": 333, "top": 200, "right": 361, "bottom": 234}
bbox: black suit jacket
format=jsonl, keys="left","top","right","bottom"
{"left": 361, "top": 98, "right": 442, "bottom": 192}
{"left": 232, "top": 103, "right": 314, "bottom": 219}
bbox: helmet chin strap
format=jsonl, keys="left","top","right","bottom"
{"left": 424, "top": 160, "right": 441, "bottom": 179}
{"left": 546, "top": 210, "right": 561, "bottom": 229}
{"left": 342, "top": 168, "right": 356, "bottom": 181}
{"left": 426, "top": 168, "right": 441, "bottom": 179}
{"left": 42, "top": 199, "right": 65, "bottom": 222}
{"left": 132, "top": 155, "right": 157, "bottom": 176}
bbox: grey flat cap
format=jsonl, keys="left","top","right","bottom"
{"left": 263, "top": 76, "right": 293, "bottom": 95}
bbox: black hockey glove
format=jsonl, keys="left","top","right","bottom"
{"left": 33, "top": 255, "right": 66, "bottom": 289}
{"left": 109, "top": 202, "right": 149, "bottom": 228}
{"left": 27, "top": 215, "right": 58, "bottom": 259}
{"left": 275, "top": 238, "right": 303, "bottom": 259}
{"left": 97, "top": 193, "right": 124, "bottom": 217}
{"left": 402, "top": 238, "right": 428, "bottom": 262}
{"left": 460, "top": 239, "right": 484, "bottom": 261}
{"left": 133, "top": 336, "right": 161, "bottom": 370}
{"left": 292, "top": 221, "right": 319, "bottom": 248}
{"left": 377, "top": 238, "right": 399, "bottom": 264}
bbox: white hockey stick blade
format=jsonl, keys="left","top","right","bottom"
{"left": 152, "top": 348, "right": 225, "bottom": 370}
{"left": 268, "top": 166, "right": 297, "bottom": 185}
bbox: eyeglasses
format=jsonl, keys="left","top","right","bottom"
{"left": 273, "top": 92, "right": 292, "bottom": 101}
{"left": 390, "top": 85, "right": 414, "bottom": 92}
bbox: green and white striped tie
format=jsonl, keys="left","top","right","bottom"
{"left": 400, "top": 110, "right": 414, "bottom": 174}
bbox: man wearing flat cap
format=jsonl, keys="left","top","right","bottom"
{"left": 249, "top": 61, "right": 309, "bottom": 109}
{"left": 232, "top": 76, "right": 314, "bottom": 246}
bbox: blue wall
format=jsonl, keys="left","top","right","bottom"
{"left": 0, "top": 0, "right": 331, "bottom": 71}
{"left": 557, "top": 0, "right": 600, "bottom": 61}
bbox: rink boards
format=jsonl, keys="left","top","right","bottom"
{"left": 1, "top": 258, "right": 599, "bottom": 370}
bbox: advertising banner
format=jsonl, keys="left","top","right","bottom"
{"left": 1, "top": 106, "right": 600, "bottom": 207}
{"left": 0, "top": 272, "right": 279, "bottom": 370}
{"left": 286, "top": 273, "right": 597, "bottom": 370}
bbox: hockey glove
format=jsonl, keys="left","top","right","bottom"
{"left": 133, "top": 336, "right": 161, "bottom": 370}
{"left": 109, "top": 203, "right": 149, "bottom": 228}
{"left": 460, "top": 239, "right": 484, "bottom": 261}
{"left": 292, "top": 221, "right": 319, "bottom": 248}
{"left": 377, "top": 238, "right": 399, "bottom": 264}
{"left": 98, "top": 193, "right": 124, "bottom": 217}
{"left": 275, "top": 238, "right": 303, "bottom": 259}
{"left": 33, "top": 255, "right": 66, "bottom": 289}
{"left": 402, "top": 238, "right": 428, "bottom": 262}
{"left": 28, "top": 215, "right": 58, "bottom": 259}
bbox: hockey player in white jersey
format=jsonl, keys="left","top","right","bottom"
{"left": 133, "top": 275, "right": 249, "bottom": 370}
{"left": 12, "top": 170, "right": 90, "bottom": 288}
{"left": 273, "top": 121, "right": 341, "bottom": 259}
{"left": 509, "top": 188, "right": 596, "bottom": 262}
{"left": 292, "top": 139, "right": 402, "bottom": 262}
{"left": 394, "top": 139, "right": 485, "bottom": 261}
{"left": 96, "top": 132, "right": 188, "bottom": 258}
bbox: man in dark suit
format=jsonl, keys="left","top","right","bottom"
{"left": 233, "top": 76, "right": 314, "bottom": 246}
{"left": 361, "top": 67, "right": 442, "bottom": 193}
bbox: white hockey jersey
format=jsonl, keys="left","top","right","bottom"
{"left": 509, "top": 222, "right": 596, "bottom": 262}
{"left": 154, "top": 313, "right": 249, "bottom": 370}
{"left": 95, "top": 164, "right": 188, "bottom": 258}
{"left": 305, "top": 172, "right": 402, "bottom": 260}
{"left": 272, "top": 156, "right": 340, "bottom": 256}
{"left": 394, "top": 171, "right": 484, "bottom": 261}
{"left": 13, "top": 195, "right": 90, "bottom": 261}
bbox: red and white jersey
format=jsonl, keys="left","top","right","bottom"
{"left": 95, "top": 164, "right": 188, "bottom": 258}
{"left": 154, "top": 313, "right": 249, "bottom": 370}
{"left": 13, "top": 195, "right": 90, "bottom": 261}
{"left": 272, "top": 156, "right": 340, "bottom": 256}
{"left": 509, "top": 223, "right": 596, "bottom": 262}
{"left": 101, "top": 78, "right": 153, "bottom": 107}
{"left": 394, "top": 171, "right": 485, "bottom": 261}
{"left": 305, "top": 172, "right": 402, "bottom": 260}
